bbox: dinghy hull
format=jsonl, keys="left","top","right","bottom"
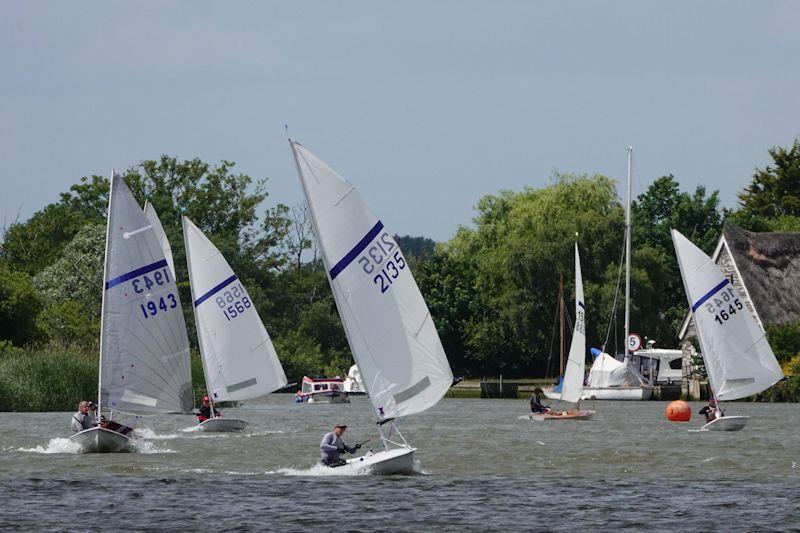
{"left": 699, "top": 415, "right": 749, "bottom": 432}
{"left": 198, "top": 418, "right": 248, "bottom": 432}
{"left": 69, "top": 427, "right": 134, "bottom": 453}
{"left": 328, "top": 448, "right": 416, "bottom": 475}
{"left": 529, "top": 409, "right": 595, "bottom": 421}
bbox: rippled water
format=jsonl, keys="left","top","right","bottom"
{"left": 2, "top": 397, "right": 798, "bottom": 531}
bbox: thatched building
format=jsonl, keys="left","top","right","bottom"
{"left": 678, "top": 224, "right": 800, "bottom": 398}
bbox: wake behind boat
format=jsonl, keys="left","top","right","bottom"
{"left": 291, "top": 140, "right": 453, "bottom": 474}
{"left": 69, "top": 173, "right": 193, "bottom": 453}
{"left": 672, "top": 230, "right": 784, "bottom": 432}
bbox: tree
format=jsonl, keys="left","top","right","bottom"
{"left": 0, "top": 261, "right": 43, "bottom": 346}
{"left": 739, "top": 137, "right": 800, "bottom": 219}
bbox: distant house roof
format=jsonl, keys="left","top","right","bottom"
{"left": 679, "top": 224, "right": 800, "bottom": 339}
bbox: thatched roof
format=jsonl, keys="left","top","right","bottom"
{"left": 723, "top": 224, "right": 800, "bottom": 326}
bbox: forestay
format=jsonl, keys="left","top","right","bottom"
{"left": 561, "top": 244, "right": 586, "bottom": 404}
{"left": 671, "top": 229, "right": 783, "bottom": 401}
{"left": 183, "top": 216, "right": 287, "bottom": 402}
{"left": 100, "top": 174, "right": 192, "bottom": 415}
{"left": 290, "top": 140, "right": 453, "bottom": 422}
{"left": 143, "top": 202, "right": 176, "bottom": 278}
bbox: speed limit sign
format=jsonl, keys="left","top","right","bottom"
{"left": 627, "top": 333, "right": 643, "bottom": 352}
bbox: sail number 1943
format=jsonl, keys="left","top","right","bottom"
{"left": 703, "top": 286, "right": 743, "bottom": 325}
{"left": 356, "top": 231, "right": 407, "bottom": 294}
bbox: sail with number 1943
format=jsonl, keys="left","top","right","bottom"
{"left": 290, "top": 139, "right": 454, "bottom": 474}
{"left": 672, "top": 229, "right": 784, "bottom": 431}
{"left": 182, "top": 216, "right": 288, "bottom": 432}
{"left": 69, "top": 173, "right": 193, "bottom": 453}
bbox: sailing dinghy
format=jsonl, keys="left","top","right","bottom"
{"left": 290, "top": 140, "right": 454, "bottom": 474}
{"left": 69, "top": 173, "right": 193, "bottom": 453}
{"left": 530, "top": 244, "right": 595, "bottom": 421}
{"left": 672, "top": 230, "right": 784, "bottom": 431}
{"left": 183, "top": 216, "right": 288, "bottom": 432}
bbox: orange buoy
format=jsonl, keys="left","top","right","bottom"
{"left": 666, "top": 400, "right": 691, "bottom": 422}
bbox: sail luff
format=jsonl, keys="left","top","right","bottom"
{"left": 96, "top": 170, "right": 117, "bottom": 418}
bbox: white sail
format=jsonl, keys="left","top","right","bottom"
{"left": 183, "top": 216, "right": 287, "bottom": 402}
{"left": 561, "top": 244, "right": 586, "bottom": 404}
{"left": 290, "top": 140, "right": 453, "bottom": 422}
{"left": 99, "top": 174, "right": 192, "bottom": 415}
{"left": 143, "top": 201, "right": 176, "bottom": 278}
{"left": 671, "top": 229, "right": 784, "bottom": 401}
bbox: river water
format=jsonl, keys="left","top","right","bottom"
{"left": 1, "top": 397, "right": 798, "bottom": 531}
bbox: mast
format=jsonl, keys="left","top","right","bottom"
{"left": 96, "top": 170, "right": 116, "bottom": 424}
{"left": 623, "top": 146, "right": 632, "bottom": 364}
{"left": 559, "top": 274, "right": 564, "bottom": 377}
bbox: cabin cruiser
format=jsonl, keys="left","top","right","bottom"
{"left": 295, "top": 376, "right": 350, "bottom": 403}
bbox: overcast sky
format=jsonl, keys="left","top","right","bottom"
{"left": 2, "top": 2, "right": 799, "bottom": 241}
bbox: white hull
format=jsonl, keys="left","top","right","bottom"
{"left": 328, "top": 447, "right": 416, "bottom": 475}
{"left": 198, "top": 418, "right": 248, "bottom": 432}
{"left": 305, "top": 393, "right": 350, "bottom": 404}
{"left": 699, "top": 415, "right": 749, "bottom": 432}
{"left": 580, "top": 386, "right": 652, "bottom": 401}
{"left": 529, "top": 409, "right": 595, "bottom": 421}
{"left": 69, "top": 427, "right": 134, "bottom": 453}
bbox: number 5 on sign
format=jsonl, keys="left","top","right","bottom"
{"left": 627, "top": 333, "right": 643, "bottom": 352}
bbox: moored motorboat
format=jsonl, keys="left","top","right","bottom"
{"left": 295, "top": 376, "right": 350, "bottom": 404}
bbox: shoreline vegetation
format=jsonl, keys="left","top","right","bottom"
{"left": 2, "top": 139, "right": 800, "bottom": 410}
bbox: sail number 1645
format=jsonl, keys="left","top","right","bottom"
{"left": 703, "top": 286, "right": 744, "bottom": 325}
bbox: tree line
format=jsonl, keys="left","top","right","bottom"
{"left": 1, "top": 139, "right": 799, "bottom": 396}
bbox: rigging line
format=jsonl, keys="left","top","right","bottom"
{"left": 601, "top": 225, "right": 626, "bottom": 354}
{"left": 544, "top": 289, "right": 560, "bottom": 379}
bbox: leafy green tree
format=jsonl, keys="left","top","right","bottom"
{"left": 739, "top": 137, "right": 800, "bottom": 219}
{"left": 0, "top": 261, "right": 43, "bottom": 346}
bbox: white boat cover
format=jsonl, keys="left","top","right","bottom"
{"left": 290, "top": 141, "right": 453, "bottom": 422}
{"left": 586, "top": 351, "right": 630, "bottom": 388}
{"left": 183, "top": 216, "right": 288, "bottom": 402}
{"left": 100, "top": 174, "right": 192, "bottom": 415}
{"left": 143, "top": 202, "right": 176, "bottom": 278}
{"left": 671, "top": 229, "right": 783, "bottom": 401}
{"left": 561, "top": 244, "right": 586, "bottom": 404}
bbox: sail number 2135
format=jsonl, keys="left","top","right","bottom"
{"left": 356, "top": 231, "right": 407, "bottom": 294}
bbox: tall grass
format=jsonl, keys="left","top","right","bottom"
{"left": 0, "top": 345, "right": 97, "bottom": 412}
{"left": 0, "top": 344, "right": 210, "bottom": 412}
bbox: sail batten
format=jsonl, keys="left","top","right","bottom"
{"left": 183, "top": 216, "right": 287, "bottom": 403}
{"left": 291, "top": 140, "right": 453, "bottom": 422}
{"left": 672, "top": 229, "right": 784, "bottom": 401}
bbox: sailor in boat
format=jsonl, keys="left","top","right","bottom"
{"left": 530, "top": 388, "right": 551, "bottom": 414}
{"left": 320, "top": 424, "right": 362, "bottom": 467}
{"left": 196, "top": 396, "right": 221, "bottom": 423}
{"left": 70, "top": 400, "right": 95, "bottom": 433}
{"left": 698, "top": 398, "right": 723, "bottom": 424}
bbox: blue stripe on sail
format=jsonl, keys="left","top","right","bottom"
{"left": 194, "top": 275, "right": 238, "bottom": 307}
{"left": 578, "top": 301, "right": 585, "bottom": 310}
{"left": 691, "top": 278, "right": 731, "bottom": 312}
{"left": 329, "top": 221, "right": 384, "bottom": 280}
{"left": 105, "top": 259, "right": 168, "bottom": 290}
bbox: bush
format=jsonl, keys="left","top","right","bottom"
{"left": 0, "top": 262, "right": 43, "bottom": 346}
{"left": 0, "top": 345, "right": 97, "bottom": 411}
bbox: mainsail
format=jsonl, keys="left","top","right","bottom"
{"left": 561, "top": 244, "right": 586, "bottom": 404}
{"left": 290, "top": 140, "right": 453, "bottom": 422}
{"left": 143, "top": 202, "right": 176, "bottom": 278}
{"left": 671, "top": 229, "right": 784, "bottom": 401}
{"left": 99, "top": 174, "right": 192, "bottom": 415}
{"left": 183, "top": 216, "right": 288, "bottom": 402}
